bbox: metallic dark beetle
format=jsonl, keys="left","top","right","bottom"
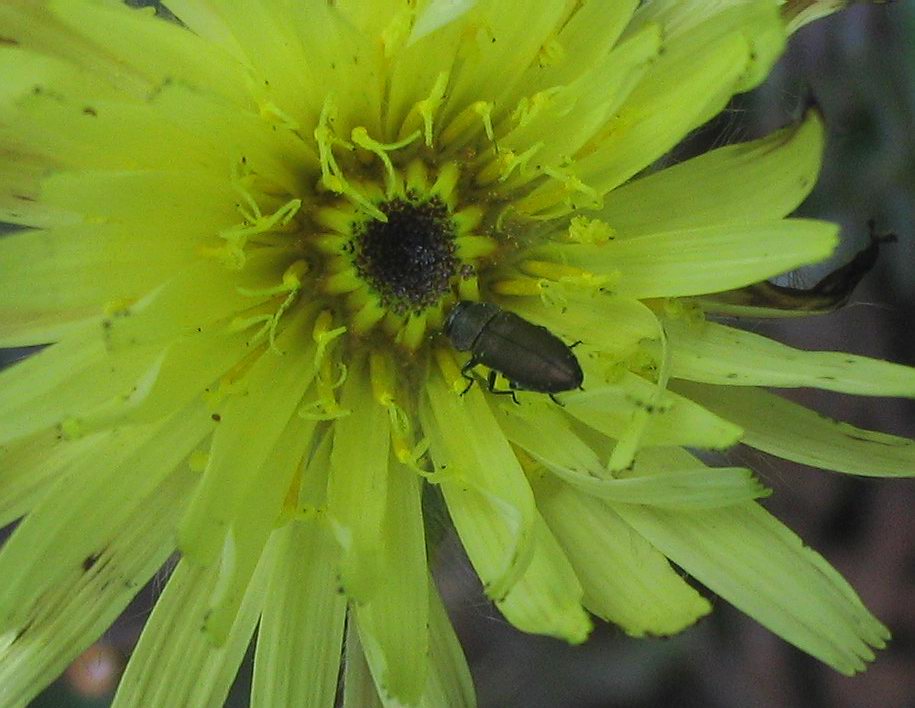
{"left": 444, "top": 301, "right": 583, "bottom": 399}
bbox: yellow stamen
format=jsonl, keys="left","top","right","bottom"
{"left": 315, "top": 99, "right": 386, "bottom": 221}
{"left": 452, "top": 205, "right": 484, "bottom": 233}
{"left": 351, "top": 126, "right": 421, "bottom": 197}
{"left": 400, "top": 71, "right": 450, "bottom": 146}
{"left": 455, "top": 235, "right": 498, "bottom": 260}
{"left": 313, "top": 233, "right": 349, "bottom": 254}
{"left": 352, "top": 299, "right": 387, "bottom": 334}
{"left": 322, "top": 269, "right": 362, "bottom": 295}
{"left": 259, "top": 100, "right": 300, "bottom": 131}
{"left": 521, "top": 260, "right": 591, "bottom": 281}
{"left": 299, "top": 311, "right": 350, "bottom": 421}
{"left": 429, "top": 162, "right": 461, "bottom": 204}
{"left": 398, "top": 313, "right": 428, "bottom": 352}
{"left": 567, "top": 216, "right": 616, "bottom": 245}
{"left": 313, "top": 205, "right": 357, "bottom": 234}
{"left": 491, "top": 277, "right": 543, "bottom": 296}
{"left": 457, "top": 274, "right": 481, "bottom": 302}
{"left": 404, "top": 159, "right": 430, "bottom": 194}
{"left": 369, "top": 350, "right": 397, "bottom": 406}
{"left": 440, "top": 100, "right": 494, "bottom": 150}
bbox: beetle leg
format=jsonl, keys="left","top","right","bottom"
{"left": 459, "top": 358, "right": 478, "bottom": 396}
{"left": 548, "top": 393, "right": 565, "bottom": 407}
{"left": 486, "top": 370, "right": 520, "bottom": 405}
{"left": 569, "top": 340, "right": 583, "bottom": 349}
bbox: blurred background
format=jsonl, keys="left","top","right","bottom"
{"left": 7, "top": 2, "right": 915, "bottom": 706}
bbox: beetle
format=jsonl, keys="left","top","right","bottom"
{"left": 444, "top": 300, "right": 583, "bottom": 402}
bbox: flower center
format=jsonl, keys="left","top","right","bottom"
{"left": 310, "top": 160, "right": 498, "bottom": 351}
{"left": 351, "top": 197, "right": 458, "bottom": 316}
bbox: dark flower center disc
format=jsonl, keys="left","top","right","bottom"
{"left": 351, "top": 197, "right": 458, "bottom": 315}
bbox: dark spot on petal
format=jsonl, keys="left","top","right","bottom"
{"left": 211, "top": 413, "right": 221, "bottom": 422}
{"left": 82, "top": 106, "right": 98, "bottom": 117}
{"left": 14, "top": 620, "right": 34, "bottom": 643}
{"left": 83, "top": 552, "right": 101, "bottom": 571}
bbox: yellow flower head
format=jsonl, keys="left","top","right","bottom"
{"left": 0, "top": 1, "right": 911, "bottom": 706}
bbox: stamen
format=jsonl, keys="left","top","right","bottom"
{"left": 218, "top": 198, "right": 302, "bottom": 270}
{"left": 299, "top": 311, "right": 350, "bottom": 421}
{"left": 567, "top": 216, "right": 616, "bottom": 245}
{"left": 429, "top": 162, "right": 461, "bottom": 204}
{"left": 315, "top": 99, "right": 386, "bottom": 221}
{"left": 440, "top": 100, "right": 495, "bottom": 151}
{"left": 398, "top": 313, "right": 428, "bottom": 352}
{"left": 400, "top": 71, "right": 450, "bottom": 146}
{"left": 514, "top": 167, "right": 602, "bottom": 218}
{"left": 352, "top": 299, "right": 387, "bottom": 334}
{"left": 351, "top": 126, "right": 421, "bottom": 196}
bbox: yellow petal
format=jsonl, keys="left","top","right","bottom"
{"left": 421, "top": 368, "right": 537, "bottom": 601}
{"left": 666, "top": 319, "right": 915, "bottom": 397}
{"left": 326, "top": 357, "right": 392, "bottom": 602}
{"left": 535, "top": 474, "right": 711, "bottom": 637}
{"left": 251, "top": 519, "right": 346, "bottom": 708}
{"left": 676, "top": 382, "right": 915, "bottom": 477}
{"left": 354, "top": 465, "right": 428, "bottom": 705}
{"left": 531, "top": 219, "right": 839, "bottom": 299}
{"left": 597, "top": 108, "right": 824, "bottom": 235}
{"left": 0, "top": 459, "right": 194, "bottom": 708}
{"left": 496, "top": 515, "right": 592, "bottom": 643}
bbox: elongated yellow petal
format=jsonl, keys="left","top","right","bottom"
{"left": 535, "top": 474, "right": 711, "bottom": 637}
{"left": 666, "top": 319, "right": 915, "bottom": 396}
{"left": 564, "top": 371, "right": 743, "bottom": 450}
{"left": 111, "top": 548, "right": 270, "bottom": 708}
{"left": 677, "top": 382, "right": 915, "bottom": 477}
{"left": 0, "top": 402, "right": 212, "bottom": 632}
{"left": 495, "top": 514, "right": 592, "bottom": 643}
{"left": 354, "top": 464, "right": 429, "bottom": 705}
{"left": 204, "top": 414, "right": 317, "bottom": 644}
{"left": 251, "top": 519, "right": 345, "bottom": 708}
{"left": 0, "top": 462, "right": 194, "bottom": 708}
{"left": 597, "top": 108, "right": 824, "bottom": 235}
{"left": 613, "top": 500, "right": 889, "bottom": 675}
{"left": 420, "top": 581, "right": 476, "bottom": 708}
{"left": 0, "top": 326, "right": 153, "bottom": 441}
{"left": 531, "top": 219, "right": 839, "bottom": 299}
{"left": 326, "top": 357, "right": 392, "bottom": 602}
{"left": 178, "top": 306, "right": 317, "bottom": 566}
{"left": 343, "top": 617, "right": 385, "bottom": 708}
{"left": 498, "top": 24, "right": 661, "bottom": 171}
{"left": 494, "top": 399, "right": 766, "bottom": 508}
{"left": 421, "top": 368, "right": 537, "bottom": 601}
{"left": 0, "top": 427, "right": 101, "bottom": 527}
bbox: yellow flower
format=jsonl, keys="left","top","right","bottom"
{"left": 0, "top": 1, "right": 910, "bottom": 706}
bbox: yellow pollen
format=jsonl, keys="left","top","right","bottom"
{"left": 567, "top": 216, "right": 616, "bottom": 245}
